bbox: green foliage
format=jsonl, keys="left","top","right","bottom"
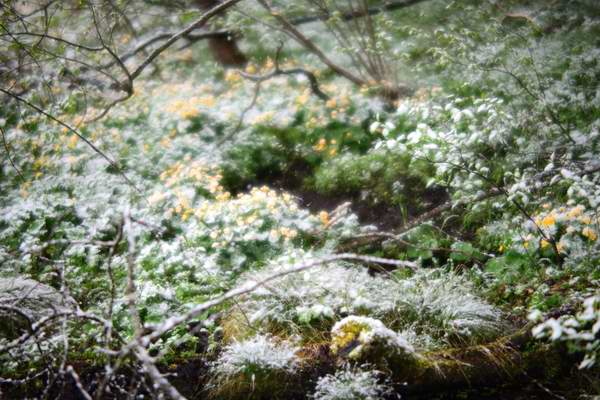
{"left": 310, "top": 149, "right": 433, "bottom": 210}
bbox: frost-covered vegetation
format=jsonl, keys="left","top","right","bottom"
{"left": 1, "top": 0, "right": 599, "bottom": 399}
{"left": 311, "top": 365, "right": 393, "bottom": 400}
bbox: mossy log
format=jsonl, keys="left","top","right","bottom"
{"left": 396, "top": 323, "right": 568, "bottom": 394}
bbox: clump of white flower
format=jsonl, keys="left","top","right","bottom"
{"left": 531, "top": 295, "right": 600, "bottom": 369}
{"left": 212, "top": 334, "right": 299, "bottom": 377}
{"left": 330, "top": 316, "right": 415, "bottom": 361}
{"left": 312, "top": 365, "right": 393, "bottom": 400}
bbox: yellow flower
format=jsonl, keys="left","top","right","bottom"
{"left": 264, "top": 57, "right": 274, "bottom": 70}
{"left": 313, "top": 138, "right": 327, "bottom": 152}
{"left": 498, "top": 244, "right": 505, "bottom": 252}
{"left": 582, "top": 227, "right": 597, "bottom": 241}
{"left": 319, "top": 210, "right": 330, "bottom": 226}
{"left": 296, "top": 91, "right": 310, "bottom": 106}
{"left": 197, "top": 95, "right": 215, "bottom": 108}
{"left": 540, "top": 214, "right": 556, "bottom": 228}
{"left": 540, "top": 239, "right": 550, "bottom": 249}
{"left": 269, "top": 229, "right": 280, "bottom": 241}
{"left": 67, "top": 135, "right": 78, "bottom": 149}
{"left": 325, "top": 98, "right": 337, "bottom": 109}
{"left": 329, "top": 148, "right": 337, "bottom": 156}
{"left": 216, "top": 192, "right": 231, "bottom": 202}
{"left": 566, "top": 205, "right": 584, "bottom": 219}
{"left": 579, "top": 215, "right": 592, "bottom": 225}
{"left": 181, "top": 209, "right": 192, "bottom": 221}
{"left": 224, "top": 70, "right": 241, "bottom": 84}
{"left": 160, "top": 136, "right": 172, "bottom": 148}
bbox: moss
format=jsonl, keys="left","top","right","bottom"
{"left": 207, "top": 369, "right": 299, "bottom": 400}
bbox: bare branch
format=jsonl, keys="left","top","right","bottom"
{"left": 0, "top": 125, "right": 24, "bottom": 181}
{"left": 130, "top": 0, "right": 244, "bottom": 81}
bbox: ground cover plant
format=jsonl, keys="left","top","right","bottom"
{"left": 1, "top": 0, "right": 599, "bottom": 399}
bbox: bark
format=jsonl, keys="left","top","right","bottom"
{"left": 195, "top": 0, "right": 247, "bottom": 67}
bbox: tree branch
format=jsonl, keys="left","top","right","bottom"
{"left": 130, "top": 0, "right": 243, "bottom": 81}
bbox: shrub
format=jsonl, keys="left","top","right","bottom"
{"left": 228, "top": 251, "right": 503, "bottom": 347}
{"left": 209, "top": 334, "right": 299, "bottom": 399}
{"left": 312, "top": 365, "right": 393, "bottom": 400}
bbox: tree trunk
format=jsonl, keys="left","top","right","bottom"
{"left": 196, "top": 0, "right": 247, "bottom": 67}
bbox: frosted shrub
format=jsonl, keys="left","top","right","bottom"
{"left": 330, "top": 316, "right": 414, "bottom": 362}
{"left": 212, "top": 334, "right": 299, "bottom": 376}
{"left": 231, "top": 251, "right": 401, "bottom": 333}
{"left": 391, "top": 270, "right": 502, "bottom": 344}
{"left": 532, "top": 295, "right": 600, "bottom": 369}
{"left": 312, "top": 365, "right": 393, "bottom": 400}
{"left": 209, "top": 334, "right": 300, "bottom": 399}
{"left": 234, "top": 253, "right": 503, "bottom": 347}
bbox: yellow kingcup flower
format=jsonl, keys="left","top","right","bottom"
{"left": 319, "top": 210, "right": 330, "bottom": 226}
{"left": 264, "top": 57, "right": 274, "bottom": 70}
{"left": 314, "top": 138, "right": 327, "bottom": 152}
{"left": 582, "top": 227, "right": 598, "bottom": 241}
{"left": 160, "top": 136, "right": 172, "bottom": 148}
{"left": 566, "top": 205, "right": 584, "bottom": 219}
{"left": 269, "top": 229, "right": 280, "bottom": 241}
{"left": 540, "top": 214, "right": 556, "bottom": 228}
{"left": 216, "top": 192, "right": 231, "bottom": 202}
{"left": 67, "top": 135, "right": 78, "bottom": 149}
{"left": 198, "top": 95, "right": 215, "bottom": 108}
{"left": 181, "top": 210, "right": 192, "bottom": 221}
{"left": 579, "top": 215, "right": 592, "bottom": 225}
{"left": 296, "top": 91, "right": 310, "bottom": 106}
